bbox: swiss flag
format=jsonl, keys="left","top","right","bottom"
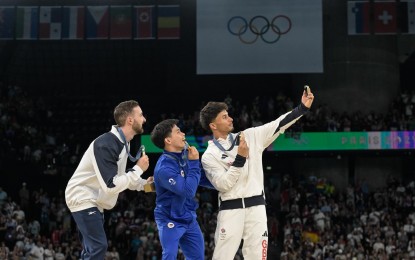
{"left": 373, "top": 1, "right": 397, "bottom": 34}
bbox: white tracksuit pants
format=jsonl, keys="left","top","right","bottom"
{"left": 213, "top": 204, "right": 268, "bottom": 260}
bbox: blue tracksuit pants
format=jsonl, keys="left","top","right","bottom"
{"left": 157, "top": 218, "right": 205, "bottom": 260}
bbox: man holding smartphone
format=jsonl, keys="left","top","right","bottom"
{"left": 199, "top": 87, "right": 314, "bottom": 260}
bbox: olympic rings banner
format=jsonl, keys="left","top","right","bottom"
{"left": 196, "top": 0, "right": 323, "bottom": 74}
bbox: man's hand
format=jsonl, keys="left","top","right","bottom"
{"left": 237, "top": 132, "right": 249, "bottom": 158}
{"left": 137, "top": 155, "right": 150, "bottom": 172}
{"left": 144, "top": 176, "right": 155, "bottom": 192}
{"left": 187, "top": 146, "right": 199, "bottom": 160}
{"left": 146, "top": 176, "right": 154, "bottom": 183}
{"left": 302, "top": 86, "right": 315, "bottom": 108}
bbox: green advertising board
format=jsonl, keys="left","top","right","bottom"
{"left": 141, "top": 131, "right": 415, "bottom": 153}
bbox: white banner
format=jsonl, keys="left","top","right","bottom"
{"left": 197, "top": 0, "right": 323, "bottom": 74}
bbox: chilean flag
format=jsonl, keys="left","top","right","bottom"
{"left": 86, "top": 6, "right": 109, "bottom": 39}
{"left": 348, "top": 1, "right": 371, "bottom": 35}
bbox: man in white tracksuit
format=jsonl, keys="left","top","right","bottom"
{"left": 199, "top": 87, "right": 314, "bottom": 259}
{"left": 65, "top": 100, "right": 153, "bottom": 260}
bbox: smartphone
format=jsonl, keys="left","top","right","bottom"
{"left": 304, "top": 85, "right": 310, "bottom": 95}
{"left": 235, "top": 133, "right": 241, "bottom": 145}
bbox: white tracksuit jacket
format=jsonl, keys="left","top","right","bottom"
{"left": 201, "top": 103, "right": 309, "bottom": 260}
{"left": 65, "top": 125, "right": 147, "bottom": 213}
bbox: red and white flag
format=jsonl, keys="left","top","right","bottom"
{"left": 373, "top": 1, "right": 397, "bottom": 34}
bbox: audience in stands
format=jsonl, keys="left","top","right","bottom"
{"left": 2, "top": 82, "right": 415, "bottom": 259}
{"left": 2, "top": 82, "right": 415, "bottom": 175}
{"left": 2, "top": 172, "right": 415, "bottom": 259}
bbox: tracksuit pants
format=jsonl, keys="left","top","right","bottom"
{"left": 214, "top": 201, "right": 268, "bottom": 260}
{"left": 72, "top": 207, "right": 108, "bottom": 260}
{"left": 157, "top": 218, "right": 205, "bottom": 260}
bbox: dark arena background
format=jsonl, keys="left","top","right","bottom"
{"left": 1, "top": 0, "right": 415, "bottom": 259}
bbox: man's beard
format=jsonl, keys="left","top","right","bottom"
{"left": 132, "top": 120, "right": 144, "bottom": 134}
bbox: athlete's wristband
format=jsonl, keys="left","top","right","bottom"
{"left": 232, "top": 154, "right": 246, "bottom": 167}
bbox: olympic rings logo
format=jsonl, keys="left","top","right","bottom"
{"left": 227, "top": 15, "right": 292, "bottom": 44}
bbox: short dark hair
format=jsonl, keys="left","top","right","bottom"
{"left": 113, "top": 100, "right": 139, "bottom": 127}
{"left": 199, "top": 102, "right": 228, "bottom": 132}
{"left": 150, "top": 119, "right": 179, "bottom": 149}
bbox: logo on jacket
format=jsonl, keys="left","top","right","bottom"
{"left": 219, "top": 227, "right": 227, "bottom": 240}
{"left": 221, "top": 154, "right": 228, "bottom": 159}
{"left": 167, "top": 222, "right": 175, "bottom": 228}
{"left": 262, "top": 231, "right": 268, "bottom": 237}
{"left": 168, "top": 178, "right": 176, "bottom": 185}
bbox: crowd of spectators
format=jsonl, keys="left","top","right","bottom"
{"left": 278, "top": 174, "right": 415, "bottom": 259}
{"left": 2, "top": 82, "right": 415, "bottom": 178}
{"left": 3, "top": 170, "right": 415, "bottom": 259}
{"left": 2, "top": 81, "right": 415, "bottom": 259}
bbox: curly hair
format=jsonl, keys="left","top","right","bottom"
{"left": 199, "top": 101, "right": 228, "bottom": 132}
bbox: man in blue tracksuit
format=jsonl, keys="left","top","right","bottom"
{"left": 150, "top": 119, "right": 213, "bottom": 260}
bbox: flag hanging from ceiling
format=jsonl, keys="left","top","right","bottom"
{"left": 86, "top": 6, "right": 109, "bottom": 39}
{"left": 0, "top": 6, "right": 15, "bottom": 39}
{"left": 62, "top": 6, "right": 85, "bottom": 40}
{"left": 15, "top": 6, "right": 39, "bottom": 40}
{"left": 39, "top": 6, "right": 62, "bottom": 40}
{"left": 157, "top": 5, "right": 180, "bottom": 39}
{"left": 373, "top": 0, "right": 397, "bottom": 34}
{"left": 110, "top": 5, "right": 132, "bottom": 39}
{"left": 133, "top": 5, "right": 156, "bottom": 39}
{"left": 348, "top": 1, "right": 371, "bottom": 35}
{"left": 399, "top": 0, "right": 415, "bottom": 34}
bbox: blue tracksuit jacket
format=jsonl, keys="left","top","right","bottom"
{"left": 153, "top": 150, "right": 206, "bottom": 260}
